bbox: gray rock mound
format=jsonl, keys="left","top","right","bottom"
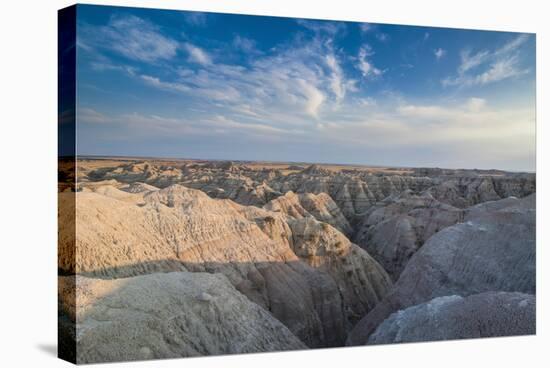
{"left": 347, "top": 194, "right": 535, "bottom": 345}
{"left": 353, "top": 190, "right": 463, "bottom": 279}
{"left": 368, "top": 292, "right": 535, "bottom": 344}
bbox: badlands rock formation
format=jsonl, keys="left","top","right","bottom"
{"left": 263, "top": 191, "right": 353, "bottom": 235}
{"left": 59, "top": 183, "right": 391, "bottom": 348}
{"left": 84, "top": 161, "right": 535, "bottom": 222}
{"left": 60, "top": 159, "right": 536, "bottom": 361}
{"left": 347, "top": 194, "right": 536, "bottom": 345}
{"left": 59, "top": 272, "right": 306, "bottom": 363}
{"left": 353, "top": 190, "right": 464, "bottom": 279}
{"left": 368, "top": 292, "right": 535, "bottom": 344}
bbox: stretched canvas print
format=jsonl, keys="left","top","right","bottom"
{"left": 58, "top": 3, "right": 536, "bottom": 364}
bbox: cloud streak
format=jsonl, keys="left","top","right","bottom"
{"left": 82, "top": 15, "right": 179, "bottom": 63}
{"left": 357, "top": 45, "right": 383, "bottom": 77}
{"left": 434, "top": 48, "right": 446, "bottom": 60}
{"left": 442, "top": 34, "right": 531, "bottom": 88}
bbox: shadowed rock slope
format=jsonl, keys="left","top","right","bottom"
{"left": 59, "top": 272, "right": 306, "bottom": 364}
{"left": 347, "top": 194, "right": 535, "bottom": 345}
{"left": 353, "top": 190, "right": 464, "bottom": 280}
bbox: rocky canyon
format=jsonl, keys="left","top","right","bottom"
{"left": 59, "top": 158, "right": 536, "bottom": 363}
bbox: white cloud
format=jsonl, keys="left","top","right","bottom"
{"left": 325, "top": 53, "right": 356, "bottom": 105}
{"left": 232, "top": 35, "right": 257, "bottom": 53}
{"left": 138, "top": 31, "right": 361, "bottom": 121}
{"left": 298, "top": 79, "right": 325, "bottom": 118}
{"left": 359, "top": 23, "right": 372, "bottom": 33}
{"left": 183, "top": 43, "right": 212, "bottom": 65}
{"left": 495, "top": 34, "right": 530, "bottom": 56}
{"left": 458, "top": 49, "right": 490, "bottom": 74}
{"left": 296, "top": 19, "right": 345, "bottom": 36}
{"left": 443, "top": 34, "right": 531, "bottom": 88}
{"left": 86, "top": 15, "right": 179, "bottom": 63}
{"left": 472, "top": 55, "right": 528, "bottom": 84}
{"left": 89, "top": 61, "right": 136, "bottom": 76}
{"left": 357, "top": 97, "right": 377, "bottom": 106}
{"left": 78, "top": 108, "right": 110, "bottom": 124}
{"left": 357, "top": 45, "right": 383, "bottom": 77}
{"left": 140, "top": 75, "right": 191, "bottom": 93}
{"left": 315, "top": 97, "right": 535, "bottom": 170}
{"left": 465, "top": 97, "right": 486, "bottom": 112}
{"left": 376, "top": 33, "right": 389, "bottom": 42}
{"left": 183, "top": 12, "right": 208, "bottom": 27}
{"left": 434, "top": 48, "right": 446, "bottom": 60}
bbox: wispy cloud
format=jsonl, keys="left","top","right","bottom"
{"left": 78, "top": 108, "right": 302, "bottom": 139}
{"left": 442, "top": 34, "right": 531, "bottom": 88}
{"left": 78, "top": 107, "right": 110, "bottom": 124}
{"left": 376, "top": 33, "right": 390, "bottom": 42}
{"left": 140, "top": 75, "right": 191, "bottom": 93}
{"left": 183, "top": 12, "right": 208, "bottom": 27}
{"left": 82, "top": 15, "right": 179, "bottom": 63}
{"left": 132, "top": 30, "right": 361, "bottom": 120}
{"left": 434, "top": 48, "right": 446, "bottom": 60}
{"left": 357, "top": 45, "right": 383, "bottom": 77}
{"left": 359, "top": 23, "right": 372, "bottom": 33}
{"left": 77, "top": 12, "right": 534, "bottom": 170}
{"left": 325, "top": 53, "right": 357, "bottom": 105}
{"left": 296, "top": 19, "right": 346, "bottom": 36}
{"left": 183, "top": 43, "right": 212, "bottom": 65}
{"left": 358, "top": 22, "right": 389, "bottom": 43}
{"left": 232, "top": 35, "right": 258, "bottom": 53}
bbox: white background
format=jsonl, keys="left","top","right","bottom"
{"left": 0, "top": 0, "right": 547, "bottom": 366}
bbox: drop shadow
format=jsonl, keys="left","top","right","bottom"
{"left": 36, "top": 343, "right": 57, "bottom": 357}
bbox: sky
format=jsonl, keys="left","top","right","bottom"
{"left": 74, "top": 4, "right": 536, "bottom": 171}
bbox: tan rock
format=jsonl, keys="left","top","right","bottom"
{"left": 59, "top": 272, "right": 306, "bottom": 364}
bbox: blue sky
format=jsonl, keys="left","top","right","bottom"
{"left": 75, "top": 4, "right": 536, "bottom": 171}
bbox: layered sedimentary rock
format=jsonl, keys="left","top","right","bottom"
{"left": 84, "top": 161, "right": 535, "bottom": 224}
{"left": 59, "top": 184, "right": 391, "bottom": 347}
{"left": 353, "top": 190, "right": 464, "bottom": 279}
{"left": 368, "top": 292, "right": 535, "bottom": 344}
{"left": 347, "top": 194, "right": 536, "bottom": 345}
{"left": 286, "top": 217, "right": 392, "bottom": 322}
{"left": 59, "top": 272, "right": 306, "bottom": 364}
{"left": 423, "top": 175, "right": 535, "bottom": 208}
{"left": 68, "top": 159, "right": 537, "bottom": 353}
{"left": 263, "top": 191, "right": 352, "bottom": 235}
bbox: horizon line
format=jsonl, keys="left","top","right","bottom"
{"left": 66, "top": 154, "right": 536, "bottom": 174}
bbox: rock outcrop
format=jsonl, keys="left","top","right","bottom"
{"left": 83, "top": 160, "right": 535, "bottom": 224}
{"left": 347, "top": 194, "right": 535, "bottom": 345}
{"left": 286, "top": 217, "right": 392, "bottom": 323}
{"left": 59, "top": 272, "right": 306, "bottom": 364}
{"left": 264, "top": 191, "right": 352, "bottom": 235}
{"left": 353, "top": 190, "right": 463, "bottom": 279}
{"left": 59, "top": 184, "right": 391, "bottom": 347}
{"left": 368, "top": 292, "right": 535, "bottom": 344}
{"left": 64, "top": 159, "right": 537, "bottom": 359}
{"left": 423, "top": 175, "right": 535, "bottom": 209}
